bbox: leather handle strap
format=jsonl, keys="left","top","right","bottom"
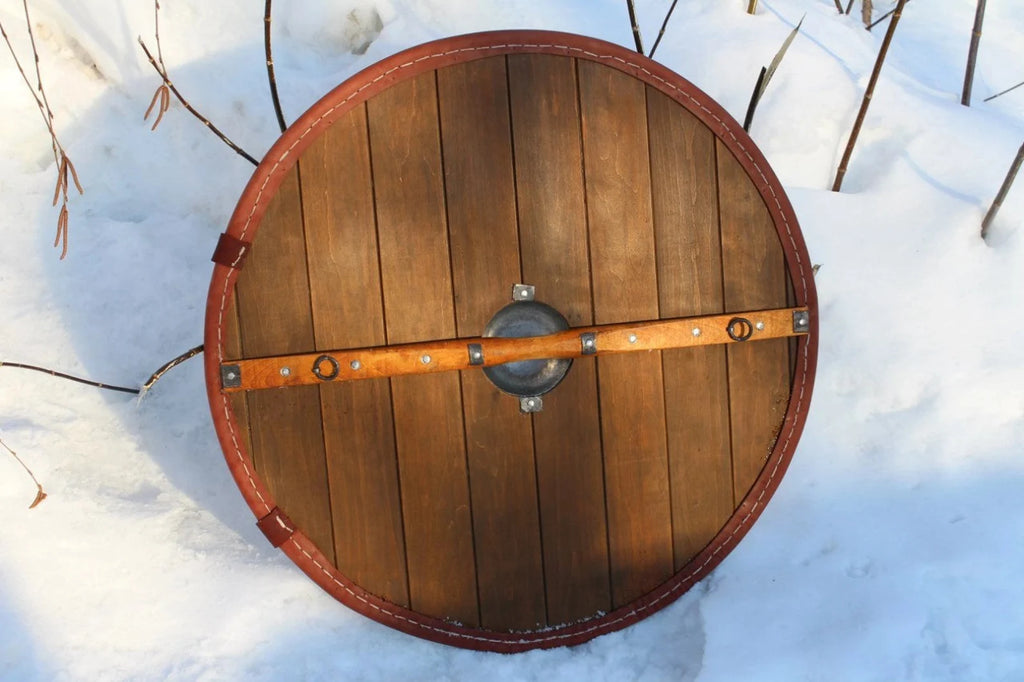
{"left": 220, "top": 307, "right": 809, "bottom": 392}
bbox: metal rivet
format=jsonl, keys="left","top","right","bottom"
{"left": 628, "top": 333, "right": 638, "bottom": 344}
{"left": 585, "top": 339, "right": 594, "bottom": 347}
{"left": 350, "top": 360, "right": 361, "bottom": 370}
{"left": 280, "top": 367, "right": 291, "bottom": 377}
{"left": 226, "top": 371, "right": 237, "bottom": 380}
{"left": 421, "top": 355, "right": 431, "bottom": 364}
{"left": 755, "top": 321, "right": 765, "bottom": 331}
{"left": 692, "top": 328, "right": 701, "bottom": 337}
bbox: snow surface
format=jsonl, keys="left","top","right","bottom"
{"left": 2, "top": 0, "right": 1023, "bottom": 679}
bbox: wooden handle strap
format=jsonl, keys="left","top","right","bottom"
{"left": 220, "top": 307, "right": 809, "bottom": 392}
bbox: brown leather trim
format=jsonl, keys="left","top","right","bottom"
{"left": 204, "top": 29, "right": 819, "bottom": 653}
{"left": 211, "top": 233, "right": 251, "bottom": 269}
{"left": 256, "top": 507, "right": 296, "bottom": 548}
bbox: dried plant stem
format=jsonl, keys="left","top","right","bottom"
{"left": 138, "top": 38, "right": 258, "bottom": 166}
{"left": 1, "top": 361, "right": 140, "bottom": 394}
{"left": 1, "top": 3, "right": 83, "bottom": 259}
{"left": 140, "top": 344, "right": 204, "bottom": 395}
{"left": 845, "top": 0, "right": 856, "bottom": 15}
{"left": 984, "top": 79, "right": 1024, "bottom": 102}
{"left": 862, "top": 0, "right": 873, "bottom": 28}
{"left": 1, "top": 434, "right": 46, "bottom": 509}
{"left": 265, "top": 0, "right": 287, "bottom": 133}
{"left": 747, "top": 0, "right": 759, "bottom": 15}
{"left": 832, "top": 0, "right": 907, "bottom": 192}
{"left": 832, "top": 0, "right": 844, "bottom": 13}
{"left": 625, "top": 0, "right": 644, "bottom": 55}
{"left": 961, "top": 0, "right": 987, "bottom": 106}
{"left": 981, "top": 142, "right": 1024, "bottom": 240}
{"left": 866, "top": 1, "right": 911, "bottom": 31}
{"left": 648, "top": 0, "right": 678, "bottom": 58}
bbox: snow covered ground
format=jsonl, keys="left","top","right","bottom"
{"left": 1, "top": 0, "right": 1023, "bottom": 679}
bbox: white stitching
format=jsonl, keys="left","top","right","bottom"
{"left": 217, "top": 41, "right": 811, "bottom": 644}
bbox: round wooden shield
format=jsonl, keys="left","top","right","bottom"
{"left": 204, "top": 30, "right": 817, "bottom": 652}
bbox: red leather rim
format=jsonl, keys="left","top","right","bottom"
{"left": 204, "top": 29, "right": 818, "bottom": 652}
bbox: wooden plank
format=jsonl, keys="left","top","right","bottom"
{"left": 235, "top": 166, "right": 335, "bottom": 561}
{"left": 508, "top": 53, "right": 611, "bottom": 625}
{"left": 367, "top": 71, "right": 478, "bottom": 626}
{"left": 299, "top": 105, "right": 409, "bottom": 606}
{"left": 437, "top": 56, "right": 546, "bottom": 630}
{"left": 579, "top": 59, "right": 673, "bottom": 607}
{"left": 222, "top": 288, "right": 253, "bottom": 465}
{"left": 646, "top": 86, "right": 734, "bottom": 569}
{"left": 716, "top": 139, "right": 791, "bottom": 502}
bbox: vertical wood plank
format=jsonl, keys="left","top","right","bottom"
{"left": 647, "top": 87, "right": 734, "bottom": 568}
{"left": 437, "top": 56, "right": 546, "bottom": 630}
{"left": 300, "top": 105, "right": 409, "bottom": 606}
{"left": 222, "top": 288, "right": 253, "bottom": 464}
{"left": 367, "top": 72, "right": 478, "bottom": 626}
{"left": 579, "top": 60, "right": 673, "bottom": 607}
{"left": 508, "top": 54, "right": 611, "bottom": 625}
{"left": 235, "top": 166, "right": 335, "bottom": 561}
{"left": 717, "top": 140, "right": 791, "bottom": 502}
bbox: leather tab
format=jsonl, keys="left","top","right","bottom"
{"left": 212, "top": 233, "right": 251, "bottom": 269}
{"left": 257, "top": 507, "right": 296, "bottom": 548}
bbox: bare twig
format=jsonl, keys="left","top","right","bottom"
{"left": 833, "top": 0, "right": 908, "bottom": 192}
{"left": 747, "top": 0, "right": 759, "bottom": 15}
{"left": 984, "top": 79, "right": 1024, "bottom": 102}
{"left": 139, "top": 4, "right": 258, "bottom": 165}
{"left": 1, "top": 361, "right": 140, "bottom": 395}
{"left": 961, "top": 0, "right": 987, "bottom": 106}
{"left": 648, "top": 0, "right": 678, "bottom": 58}
{"left": 1, "top": 3, "right": 84, "bottom": 260}
{"left": 1, "top": 434, "right": 47, "bottom": 509}
{"left": 744, "top": 68, "right": 767, "bottom": 132}
{"left": 862, "top": 0, "right": 873, "bottom": 28}
{"left": 138, "top": 38, "right": 258, "bottom": 166}
{"left": 265, "top": 0, "right": 287, "bottom": 133}
{"left": 981, "top": 142, "right": 1024, "bottom": 241}
{"left": 845, "top": 0, "right": 856, "bottom": 15}
{"left": 866, "top": 1, "right": 912, "bottom": 31}
{"left": 832, "top": 0, "right": 844, "bottom": 13}
{"left": 140, "top": 344, "right": 204, "bottom": 395}
{"left": 625, "top": 0, "right": 644, "bottom": 55}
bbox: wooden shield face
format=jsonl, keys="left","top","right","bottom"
{"left": 205, "top": 31, "right": 817, "bottom": 652}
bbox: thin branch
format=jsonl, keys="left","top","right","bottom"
{"left": 625, "top": 0, "right": 644, "bottom": 55}
{"left": 747, "top": 0, "right": 759, "bottom": 14}
{"left": 833, "top": 0, "right": 908, "bottom": 191}
{"left": 862, "top": 0, "right": 873, "bottom": 29}
{"left": 1, "top": 434, "right": 46, "bottom": 509}
{"left": 648, "top": 0, "right": 678, "bottom": 59}
{"left": 981, "top": 141, "right": 1024, "bottom": 241}
{"left": 845, "top": 0, "right": 856, "bottom": 15}
{"left": 138, "top": 37, "right": 258, "bottom": 166}
{"left": 140, "top": 344, "right": 204, "bottom": 395}
{"left": 832, "top": 0, "right": 844, "bottom": 13}
{"left": 866, "top": 0, "right": 912, "bottom": 31}
{"left": 265, "top": 0, "right": 287, "bottom": 133}
{"left": 1, "top": 4, "right": 83, "bottom": 260}
{"left": 984, "top": 79, "right": 1024, "bottom": 102}
{"left": 744, "top": 67, "right": 768, "bottom": 132}
{"left": 961, "top": 0, "right": 986, "bottom": 106}
{"left": 1, "top": 361, "right": 140, "bottom": 395}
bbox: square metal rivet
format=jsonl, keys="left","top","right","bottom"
{"left": 221, "top": 364, "right": 242, "bottom": 389}
{"left": 793, "top": 310, "right": 810, "bottom": 333}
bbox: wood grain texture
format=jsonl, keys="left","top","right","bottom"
{"left": 235, "top": 166, "right": 335, "bottom": 561}
{"left": 716, "top": 139, "right": 791, "bottom": 502}
{"left": 509, "top": 53, "right": 611, "bottom": 625}
{"left": 579, "top": 59, "right": 673, "bottom": 607}
{"left": 646, "top": 86, "right": 734, "bottom": 568}
{"left": 438, "top": 56, "right": 546, "bottom": 630}
{"left": 300, "top": 105, "right": 409, "bottom": 606}
{"left": 222, "top": 289, "right": 253, "bottom": 468}
{"left": 367, "top": 71, "right": 478, "bottom": 626}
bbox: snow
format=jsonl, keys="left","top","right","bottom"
{"left": 2, "top": 0, "right": 1023, "bottom": 679}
